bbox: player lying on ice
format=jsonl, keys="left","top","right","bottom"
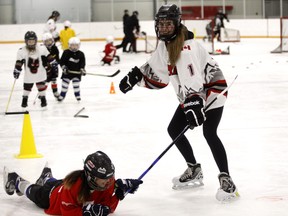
{"left": 4, "top": 151, "right": 143, "bottom": 216}
{"left": 119, "top": 4, "right": 239, "bottom": 202}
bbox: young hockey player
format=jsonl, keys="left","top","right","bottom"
{"left": 4, "top": 150, "right": 143, "bottom": 216}
{"left": 44, "top": 10, "right": 61, "bottom": 42}
{"left": 42, "top": 32, "right": 60, "bottom": 98}
{"left": 60, "top": 20, "right": 76, "bottom": 50}
{"left": 101, "top": 36, "right": 120, "bottom": 66}
{"left": 119, "top": 4, "right": 239, "bottom": 202}
{"left": 58, "top": 37, "right": 86, "bottom": 102}
{"left": 13, "top": 31, "right": 55, "bottom": 108}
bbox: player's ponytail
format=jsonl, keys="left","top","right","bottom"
{"left": 166, "top": 24, "right": 187, "bottom": 67}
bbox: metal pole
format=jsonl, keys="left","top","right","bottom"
{"left": 262, "top": 0, "right": 265, "bottom": 18}
{"left": 243, "top": 0, "right": 246, "bottom": 19}
{"left": 223, "top": 0, "right": 226, "bottom": 13}
{"left": 280, "top": 0, "right": 283, "bottom": 17}
{"left": 201, "top": 0, "right": 204, "bottom": 19}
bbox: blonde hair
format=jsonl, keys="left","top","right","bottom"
{"left": 166, "top": 25, "right": 188, "bottom": 67}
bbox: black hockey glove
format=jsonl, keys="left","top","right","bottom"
{"left": 82, "top": 204, "right": 110, "bottom": 216}
{"left": 50, "top": 59, "right": 58, "bottom": 70}
{"left": 115, "top": 178, "right": 143, "bottom": 200}
{"left": 80, "top": 68, "right": 86, "bottom": 76}
{"left": 183, "top": 95, "right": 206, "bottom": 127}
{"left": 119, "top": 66, "right": 143, "bottom": 93}
{"left": 13, "top": 68, "right": 21, "bottom": 79}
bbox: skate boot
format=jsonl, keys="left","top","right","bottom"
{"left": 35, "top": 163, "right": 53, "bottom": 186}
{"left": 53, "top": 90, "right": 60, "bottom": 99}
{"left": 21, "top": 96, "right": 28, "bottom": 108}
{"left": 40, "top": 96, "right": 47, "bottom": 107}
{"left": 3, "top": 167, "right": 27, "bottom": 196}
{"left": 216, "top": 172, "right": 240, "bottom": 202}
{"left": 172, "top": 163, "right": 204, "bottom": 190}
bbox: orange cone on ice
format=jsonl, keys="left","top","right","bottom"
{"left": 15, "top": 112, "right": 43, "bottom": 159}
{"left": 110, "top": 82, "right": 116, "bottom": 94}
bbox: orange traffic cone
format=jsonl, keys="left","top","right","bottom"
{"left": 15, "top": 112, "right": 43, "bottom": 159}
{"left": 110, "top": 82, "right": 116, "bottom": 94}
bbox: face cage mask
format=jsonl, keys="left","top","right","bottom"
{"left": 26, "top": 39, "right": 37, "bottom": 50}
{"left": 44, "top": 39, "right": 54, "bottom": 49}
{"left": 86, "top": 171, "right": 113, "bottom": 191}
{"left": 69, "top": 44, "right": 80, "bottom": 52}
{"left": 155, "top": 17, "right": 180, "bottom": 42}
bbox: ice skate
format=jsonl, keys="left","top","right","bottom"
{"left": 216, "top": 172, "right": 240, "bottom": 202}
{"left": 39, "top": 96, "right": 47, "bottom": 107}
{"left": 35, "top": 162, "right": 53, "bottom": 186}
{"left": 3, "top": 167, "right": 26, "bottom": 196}
{"left": 21, "top": 96, "right": 28, "bottom": 108}
{"left": 172, "top": 163, "right": 204, "bottom": 190}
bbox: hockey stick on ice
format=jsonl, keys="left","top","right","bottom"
{"left": 74, "top": 107, "right": 89, "bottom": 118}
{"left": 68, "top": 69, "right": 120, "bottom": 77}
{"left": 124, "top": 75, "right": 238, "bottom": 195}
{"left": 4, "top": 79, "right": 17, "bottom": 115}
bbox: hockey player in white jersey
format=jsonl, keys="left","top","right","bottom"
{"left": 119, "top": 4, "right": 239, "bottom": 202}
{"left": 13, "top": 31, "right": 55, "bottom": 108}
{"left": 44, "top": 11, "right": 60, "bottom": 42}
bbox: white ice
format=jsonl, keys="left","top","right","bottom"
{"left": 1, "top": 38, "right": 288, "bottom": 216}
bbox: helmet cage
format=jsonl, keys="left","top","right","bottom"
{"left": 155, "top": 4, "right": 181, "bottom": 42}
{"left": 25, "top": 31, "right": 38, "bottom": 50}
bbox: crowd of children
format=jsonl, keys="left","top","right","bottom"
{"left": 13, "top": 10, "right": 124, "bottom": 109}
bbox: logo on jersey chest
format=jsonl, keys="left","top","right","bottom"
{"left": 69, "top": 57, "right": 80, "bottom": 63}
{"left": 181, "top": 45, "right": 191, "bottom": 51}
{"left": 28, "top": 57, "right": 39, "bottom": 73}
{"left": 168, "top": 65, "right": 178, "bottom": 76}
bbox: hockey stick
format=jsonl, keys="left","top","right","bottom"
{"left": 74, "top": 107, "right": 89, "bottom": 118}
{"left": 33, "top": 93, "right": 39, "bottom": 105}
{"left": 68, "top": 69, "right": 120, "bottom": 77}
{"left": 5, "top": 111, "right": 29, "bottom": 115}
{"left": 4, "top": 79, "right": 17, "bottom": 115}
{"left": 124, "top": 75, "right": 238, "bottom": 196}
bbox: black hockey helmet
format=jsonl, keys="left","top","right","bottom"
{"left": 24, "top": 31, "right": 37, "bottom": 50}
{"left": 84, "top": 151, "right": 115, "bottom": 190}
{"left": 133, "top": 11, "right": 139, "bottom": 16}
{"left": 52, "top": 10, "right": 60, "bottom": 17}
{"left": 155, "top": 4, "right": 181, "bottom": 42}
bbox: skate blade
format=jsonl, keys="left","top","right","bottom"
{"left": 172, "top": 182, "right": 204, "bottom": 190}
{"left": 216, "top": 190, "right": 240, "bottom": 202}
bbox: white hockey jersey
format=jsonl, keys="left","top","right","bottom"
{"left": 16, "top": 44, "right": 49, "bottom": 83}
{"left": 138, "top": 39, "right": 228, "bottom": 111}
{"left": 44, "top": 19, "right": 59, "bottom": 39}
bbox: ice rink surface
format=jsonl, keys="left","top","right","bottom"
{"left": 0, "top": 38, "right": 288, "bottom": 215}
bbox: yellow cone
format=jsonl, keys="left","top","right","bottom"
{"left": 15, "top": 113, "right": 43, "bottom": 159}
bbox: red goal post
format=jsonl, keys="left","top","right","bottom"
{"left": 271, "top": 16, "right": 288, "bottom": 53}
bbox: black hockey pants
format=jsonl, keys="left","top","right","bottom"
{"left": 26, "top": 180, "right": 63, "bottom": 209}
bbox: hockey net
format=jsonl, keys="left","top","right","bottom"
{"left": 137, "top": 32, "right": 158, "bottom": 53}
{"left": 271, "top": 17, "right": 288, "bottom": 53}
{"left": 220, "top": 27, "right": 240, "bottom": 42}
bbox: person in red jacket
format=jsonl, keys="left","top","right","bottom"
{"left": 4, "top": 151, "right": 142, "bottom": 216}
{"left": 101, "top": 36, "right": 120, "bottom": 66}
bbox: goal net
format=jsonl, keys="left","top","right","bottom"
{"left": 136, "top": 32, "right": 158, "bottom": 54}
{"left": 271, "top": 17, "right": 288, "bottom": 53}
{"left": 220, "top": 27, "right": 240, "bottom": 42}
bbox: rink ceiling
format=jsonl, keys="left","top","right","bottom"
{"left": 0, "top": 38, "right": 288, "bottom": 215}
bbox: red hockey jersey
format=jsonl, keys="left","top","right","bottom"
{"left": 44, "top": 177, "right": 119, "bottom": 215}
{"left": 103, "top": 43, "right": 117, "bottom": 63}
